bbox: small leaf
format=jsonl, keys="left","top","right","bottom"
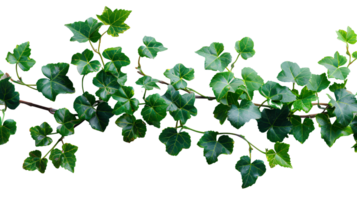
{"left": 71, "top": 49, "right": 101, "bottom": 75}
{"left": 169, "top": 93, "right": 197, "bottom": 124}
{"left": 65, "top": 17, "right": 103, "bottom": 43}
{"left": 89, "top": 102, "right": 114, "bottom": 132}
{"left": 327, "top": 89, "right": 357, "bottom": 127}
{"left": 213, "top": 104, "right": 230, "bottom": 124}
{"left": 93, "top": 70, "right": 120, "bottom": 101}
{"left": 23, "top": 150, "right": 47, "bottom": 173}
{"left": 329, "top": 82, "right": 345, "bottom": 92}
{"left": 115, "top": 114, "right": 147, "bottom": 143}
{"left": 141, "top": 94, "right": 168, "bottom": 128}
{"left": 164, "top": 63, "right": 194, "bottom": 90}
{"left": 318, "top": 51, "right": 349, "bottom": 80}
{"left": 196, "top": 42, "right": 232, "bottom": 72}
{"left": 292, "top": 86, "right": 317, "bottom": 113}
{"left": 159, "top": 128, "right": 191, "bottom": 156}
{"left": 135, "top": 76, "right": 160, "bottom": 90}
{"left": 138, "top": 36, "right": 167, "bottom": 59}
{"left": 96, "top": 7, "right": 131, "bottom": 37}
{"left": 30, "top": 122, "right": 53, "bottom": 147}
{"left": 103, "top": 47, "right": 130, "bottom": 76}
{"left": 336, "top": 26, "right": 357, "bottom": 44}
{"left": 6, "top": 41, "right": 36, "bottom": 71}
{"left": 37, "top": 158, "right": 48, "bottom": 173}
{"left": 0, "top": 119, "right": 17, "bottom": 145}
{"left": 54, "top": 108, "right": 77, "bottom": 136}
{"left": 235, "top": 156, "right": 266, "bottom": 188}
{"left": 209, "top": 72, "right": 244, "bottom": 102}
{"left": 306, "top": 73, "right": 330, "bottom": 92}
{"left": 73, "top": 92, "right": 96, "bottom": 120}
{"left": 49, "top": 148, "right": 62, "bottom": 168}
{"left": 0, "top": 77, "right": 20, "bottom": 109}
{"left": 238, "top": 67, "right": 264, "bottom": 100}
{"left": 266, "top": 142, "right": 292, "bottom": 168}
{"left": 259, "top": 81, "right": 296, "bottom": 104}
{"left": 277, "top": 61, "right": 311, "bottom": 86}
{"left": 161, "top": 85, "right": 179, "bottom": 112}
{"left": 235, "top": 37, "right": 255, "bottom": 60}
{"left": 290, "top": 115, "right": 315, "bottom": 144}
{"left": 60, "top": 143, "right": 78, "bottom": 173}
{"left": 227, "top": 100, "right": 261, "bottom": 129}
{"left": 112, "top": 86, "right": 139, "bottom": 115}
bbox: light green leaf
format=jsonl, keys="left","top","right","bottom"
{"left": 196, "top": 42, "right": 232, "bottom": 72}
{"left": 71, "top": 49, "right": 101, "bottom": 75}
{"left": 292, "top": 86, "right": 317, "bottom": 113}
{"left": 336, "top": 26, "right": 357, "bottom": 44}
{"left": 329, "top": 82, "right": 345, "bottom": 92}
{"left": 235, "top": 37, "right": 255, "bottom": 60}
{"left": 135, "top": 76, "right": 160, "bottom": 90}
{"left": 209, "top": 72, "right": 244, "bottom": 102}
{"left": 306, "top": 73, "right": 330, "bottom": 92}
{"left": 159, "top": 128, "right": 191, "bottom": 156}
{"left": 266, "top": 142, "right": 292, "bottom": 168}
{"left": 6, "top": 41, "right": 36, "bottom": 71}
{"left": 138, "top": 36, "right": 167, "bottom": 59}
{"left": 238, "top": 67, "right": 264, "bottom": 100}
{"left": 164, "top": 63, "right": 194, "bottom": 90}
{"left": 277, "top": 61, "right": 311, "bottom": 86}
{"left": 318, "top": 51, "right": 349, "bottom": 80}
{"left": 259, "top": 81, "right": 296, "bottom": 104}
{"left": 96, "top": 7, "right": 131, "bottom": 37}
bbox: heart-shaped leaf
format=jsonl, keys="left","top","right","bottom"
{"left": 306, "top": 73, "right": 330, "bottom": 92}
{"left": 227, "top": 100, "right": 261, "bottom": 129}
{"left": 73, "top": 92, "right": 96, "bottom": 120}
{"left": 93, "top": 70, "right": 120, "bottom": 101}
{"left": 112, "top": 86, "right": 139, "bottom": 115}
{"left": 266, "top": 142, "right": 292, "bottom": 168}
{"left": 115, "top": 114, "right": 147, "bottom": 143}
{"left": 54, "top": 108, "right": 78, "bottom": 136}
{"left": 6, "top": 41, "right": 36, "bottom": 71}
{"left": 0, "top": 77, "right": 20, "bottom": 109}
{"left": 209, "top": 72, "right": 244, "bottom": 102}
{"left": 0, "top": 119, "right": 17, "bottom": 145}
{"left": 141, "top": 94, "right": 168, "bottom": 128}
{"left": 277, "top": 61, "right": 311, "bottom": 86}
{"left": 336, "top": 26, "right": 357, "bottom": 44}
{"left": 103, "top": 47, "right": 130, "bottom": 76}
{"left": 196, "top": 42, "right": 232, "bottom": 72}
{"left": 159, "top": 128, "right": 191, "bottom": 156}
{"left": 235, "top": 156, "right": 266, "bottom": 188}
{"left": 318, "top": 51, "right": 349, "bottom": 80}
{"left": 135, "top": 76, "right": 160, "bottom": 90}
{"left": 235, "top": 37, "right": 255, "bottom": 60}
{"left": 30, "top": 122, "right": 53, "bottom": 147}
{"left": 89, "top": 102, "right": 114, "bottom": 132}
{"left": 71, "top": 49, "right": 101, "bottom": 75}
{"left": 259, "top": 81, "right": 296, "bottom": 104}
{"left": 290, "top": 115, "right": 315, "bottom": 144}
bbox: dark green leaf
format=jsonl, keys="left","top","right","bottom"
{"left": 135, "top": 76, "right": 160, "bottom": 90}
{"left": 103, "top": 47, "right": 130, "bottom": 76}
{"left": 292, "top": 86, "right": 317, "bottom": 113}
{"left": 277, "top": 61, "right": 311, "bottom": 86}
{"left": 0, "top": 77, "right": 20, "bottom": 109}
{"left": 65, "top": 17, "right": 103, "bottom": 43}
{"left": 209, "top": 72, "right": 244, "bottom": 102}
{"left": 290, "top": 115, "right": 315, "bottom": 144}
{"left": 23, "top": 150, "right": 47, "bottom": 173}
{"left": 6, "top": 41, "right": 36, "bottom": 71}
{"left": 169, "top": 93, "right": 197, "bottom": 124}
{"left": 161, "top": 85, "right": 179, "bottom": 112}
{"left": 60, "top": 143, "right": 78, "bottom": 173}
{"left": 336, "top": 26, "right": 357, "bottom": 44}
{"left": 116, "top": 71, "right": 127, "bottom": 85}
{"left": 141, "top": 94, "right": 168, "bottom": 128}
{"left": 30, "top": 122, "right": 53, "bottom": 147}
{"left": 115, "top": 114, "right": 147, "bottom": 143}
{"left": 138, "top": 36, "right": 167, "bottom": 59}
{"left": 93, "top": 70, "right": 120, "bottom": 101}
{"left": 306, "top": 73, "right": 330, "bottom": 92}
{"left": 71, "top": 49, "right": 101, "bottom": 75}
{"left": 0, "top": 119, "right": 17, "bottom": 145}
{"left": 196, "top": 42, "right": 232, "bottom": 72}
{"left": 37, "top": 158, "right": 48, "bottom": 173}
{"left": 159, "top": 128, "right": 191, "bottom": 156}
{"left": 266, "top": 142, "right": 292, "bottom": 168}
{"left": 259, "top": 81, "right": 296, "bottom": 104}
{"left": 329, "top": 82, "right": 345, "bottom": 92}
{"left": 49, "top": 148, "right": 62, "bottom": 168}
{"left": 112, "top": 86, "right": 139, "bottom": 115}
{"left": 73, "top": 92, "right": 96, "bottom": 120}
{"left": 235, "top": 37, "right": 255, "bottom": 60}
{"left": 238, "top": 67, "right": 264, "bottom": 100}
{"left": 327, "top": 89, "right": 357, "bottom": 127}
{"left": 54, "top": 108, "right": 77, "bottom": 136}
{"left": 164, "top": 63, "right": 194, "bottom": 90}
{"left": 213, "top": 104, "right": 230, "bottom": 124}
{"left": 96, "top": 7, "right": 131, "bottom": 37}
{"left": 318, "top": 51, "right": 349, "bottom": 80}
{"left": 227, "top": 100, "right": 261, "bottom": 129}
{"left": 89, "top": 102, "right": 114, "bottom": 132}
{"left": 236, "top": 156, "right": 266, "bottom": 188}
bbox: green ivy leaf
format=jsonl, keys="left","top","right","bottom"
{"left": 101, "top": 46, "right": 133, "bottom": 74}
{"left": 0, "top": 115, "right": 19, "bottom": 146}
{"left": 306, "top": 72, "right": 332, "bottom": 93}
{"left": 71, "top": 90, "right": 96, "bottom": 120}
{"left": 315, "top": 113, "right": 353, "bottom": 148}
{"left": 258, "top": 80, "right": 296, "bottom": 109}
{"left": 109, "top": 85, "right": 141, "bottom": 116}
{"left": 192, "top": 41, "right": 234, "bottom": 72}
{"left": 62, "top": 14, "right": 104, "bottom": 45}
{"left": 353, "top": 51, "right": 357, "bottom": 59}
{"left": 264, "top": 142, "right": 295, "bottom": 170}
{"left": 27, "top": 121, "right": 57, "bottom": 148}
{"left": 255, "top": 105, "right": 292, "bottom": 143}
{"left": 0, "top": 77, "right": 22, "bottom": 110}
{"left": 35, "top": 62, "right": 77, "bottom": 103}
{"left": 161, "top": 62, "right": 197, "bottom": 90}
{"left": 329, "top": 82, "right": 345, "bottom": 92}
{"left": 289, "top": 86, "right": 321, "bottom": 113}
{"left": 116, "top": 71, "right": 127, "bottom": 85}
{"left": 90, "top": 70, "right": 120, "bottom": 101}
{"left": 333, "top": 25, "right": 357, "bottom": 45}
{"left": 195, "top": 130, "right": 235, "bottom": 166}
{"left": 233, "top": 154, "right": 268, "bottom": 190}
{"left": 161, "top": 85, "right": 199, "bottom": 124}
{"left": 315, "top": 50, "right": 353, "bottom": 81}
{"left": 238, "top": 67, "right": 264, "bottom": 101}
{"left": 136, "top": 35, "right": 169, "bottom": 60}
{"left": 71, "top": 90, "right": 115, "bottom": 133}
{"left": 327, "top": 89, "right": 357, "bottom": 127}
{"left": 69, "top": 48, "right": 102, "bottom": 77}
{"left": 21, "top": 149, "right": 49, "bottom": 174}
{"left": 290, "top": 114, "right": 317, "bottom": 145}
{"left": 93, "top": 5, "right": 134, "bottom": 39}
{"left": 274, "top": 60, "right": 312, "bottom": 87}
{"left": 133, "top": 76, "right": 162, "bottom": 91}
{"left": 52, "top": 107, "right": 82, "bottom": 137}
{"left": 157, "top": 126, "right": 193, "bottom": 157}
{"left": 232, "top": 36, "right": 258, "bottom": 61}
{"left": 46, "top": 142, "right": 80, "bottom": 174}
{"left": 113, "top": 113, "right": 149, "bottom": 144}
{"left": 213, "top": 104, "right": 230, "bottom": 124}
{"left": 227, "top": 100, "right": 261, "bottom": 130}
{"left": 139, "top": 92, "right": 168, "bottom": 129}
{"left": 209, "top": 72, "right": 244, "bottom": 102}
{"left": 3, "top": 40, "right": 38, "bottom": 72}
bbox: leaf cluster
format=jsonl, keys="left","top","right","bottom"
{"left": 2, "top": 7, "right": 357, "bottom": 189}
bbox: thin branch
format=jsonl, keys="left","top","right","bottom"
{"left": 2, "top": 65, "right": 340, "bottom": 128}
{"left": 133, "top": 65, "right": 216, "bottom": 101}
{"left": 19, "top": 100, "right": 82, "bottom": 117}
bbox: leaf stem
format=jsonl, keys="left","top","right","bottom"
{"left": 41, "top": 136, "right": 61, "bottom": 160}
{"left": 182, "top": 125, "right": 266, "bottom": 154}
{"left": 14, "top": 64, "right": 37, "bottom": 90}
{"left": 79, "top": 76, "right": 86, "bottom": 93}
{"left": 42, "top": 136, "right": 67, "bottom": 159}
{"left": 235, "top": 133, "right": 266, "bottom": 154}
{"left": 88, "top": 29, "right": 107, "bottom": 71}
{"left": 2, "top": 105, "right": 7, "bottom": 124}
{"left": 247, "top": 143, "right": 253, "bottom": 160}
{"left": 14, "top": 62, "right": 21, "bottom": 79}
{"left": 258, "top": 99, "right": 267, "bottom": 109}
{"left": 344, "top": 44, "right": 356, "bottom": 67}
{"left": 292, "top": 82, "right": 295, "bottom": 90}
{"left": 5, "top": 72, "right": 37, "bottom": 92}
{"left": 231, "top": 53, "right": 240, "bottom": 71}
{"left": 143, "top": 89, "right": 147, "bottom": 99}
{"left": 225, "top": 67, "right": 231, "bottom": 72}
{"left": 185, "top": 87, "right": 211, "bottom": 99}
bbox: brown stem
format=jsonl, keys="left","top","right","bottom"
{"left": 133, "top": 64, "right": 216, "bottom": 101}
{"left": 2, "top": 63, "right": 340, "bottom": 128}
{"left": 10, "top": 99, "right": 101, "bottom": 128}
{"left": 19, "top": 99, "right": 57, "bottom": 115}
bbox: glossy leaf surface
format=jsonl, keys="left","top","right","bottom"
{"left": 112, "top": 86, "right": 139, "bottom": 115}
{"left": 35, "top": 62, "right": 78, "bottom": 103}
{"left": 164, "top": 63, "right": 194, "bottom": 90}
{"left": 65, "top": 17, "right": 103, "bottom": 43}
{"left": 103, "top": 47, "right": 130, "bottom": 76}
{"left": 290, "top": 116, "right": 315, "bottom": 144}
{"left": 97, "top": 7, "right": 131, "bottom": 37}
{"left": 266, "top": 142, "right": 292, "bottom": 168}
{"left": 89, "top": 102, "right": 114, "bottom": 132}
{"left": 327, "top": 89, "right": 357, "bottom": 127}
{"left": 0, "top": 78, "right": 20, "bottom": 109}
{"left": 136, "top": 76, "right": 160, "bottom": 90}
{"left": 235, "top": 37, "right": 255, "bottom": 60}
{"left": 138, "top": 36, "right": 167, "bottom": 59}
{"left": 306, "top": 73, "right": 330, "bottom": 92}
{"left": 93, "top": 70, "right": 120, "bottom": 101}
{"left": 196, "top": 42, "right": 232, "bottom": 72}
{"left": 227, "top": 100, "right": 261, "bottom": 129}
{"left": 277, "top": 61, "right": 311, "bottom": 86}
{"left": 6, "top": 41, "right": 36, "bottom": 71}
{"left": 233, "top": 154, "right": 268, "bottom": 190}
{"left": 159, "top": 128, "right": 191, "bottom": 156}
{"left": 141, "top": 94, "right": 168, "bottom": 128}
{"left": 71, "top": 49, "right": 101, "bottom": 75}
{"left": 0, "top": 119, "right": 17, "bottom": 145}
{"left": 318, "top": 51, "right": 349, "bottom": 80}
{"left": 195, "top": 130, "right": 235, "bottom": 166}
{"left": 115, "top": 114, "right": 147, "bottom": 143}
{"left": 73, "top": 92, "right": 96, "bottom": 120}
{"left": 30, "top": 122, "right": 53, "bottom": 147}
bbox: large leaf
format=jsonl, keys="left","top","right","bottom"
{"left": 255, "top": 105, "right": 292, "bottom": 143}
{"left": 315, "top": 50, "right": 353, "bottom": 81}
{"left": 274, "top": 60, "right": 312, "bottom": 87}
{"left": 90, "top": 70, "right": 120, "bottom": 101}
{"left": 139, "top": 92, "right": 168, "bottom": 129}
{"left": 71, "top": 90, "right": 115, "bottom": 133}
{"left": 157, "top": 127, "right": 193, "bottom": 157}
{"left": 101, "top": 46, "right": 133, "bottom": 75}
{"left": 47, "top": 142, "right": 79, "bottom": 174}
{"left": 327, "top": 89, "right": 357, "bottom": 127}
{"left": 315, "top": 113, "right": 353, "bottom": 148}
{"left": 27, "top": 121, "right": 57, "bottom": 148}
{"left": 35, "top": 62, "right": 78, "bottom": 103}
{"left": 113, "top": 113, "right": 149, "bottom": 144}
{"left": 254, "top": 80, "right": 296, "bottom": 109}
{"left": 135, "top": 76, "right": 160, "bottom": 90}
{"left": 333, "top": 25, "right": 357, "bottom": 45}
{"left": 109, "top": 85, "right": 141, "bottom": 116}
{"left": 162, "top": 85, "right": 197, "bottom": 124}
{"left": 227, "top": 100, "right": 261, "bottom": 130}
{"left": 52, "top": 107, "right": 82, "bottom": 137}
{"left": 290, "top": 114, "right": 316, "bottom": 145}
{"left": 306, "top": 73, "right": 330, "bottom": 92}
{"left": 195, "top": 130, "right": 235, "bottom": 166}
{"left": 292, "top": 86, "right": 317, "bottom": 113}
{"left": 21, "top": 149, "right": 50, "bottom": 174}
{"left": 238, "top": 67, "right": 264, "bottom": 100}
{"left": 209, "top": 72, "right": 243, "bottom": 102}
{"left": 233, "top": 154, "right": 268, "bottom": 190}
{"left": 62, "top": 14, "right": 104, "bottom": 44}
{"left": 192, "top": 41, "right": 234, "bottom": 72}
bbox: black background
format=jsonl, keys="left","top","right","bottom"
{"left": 0, "top": 3, "right": 357, "bottom": 191}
